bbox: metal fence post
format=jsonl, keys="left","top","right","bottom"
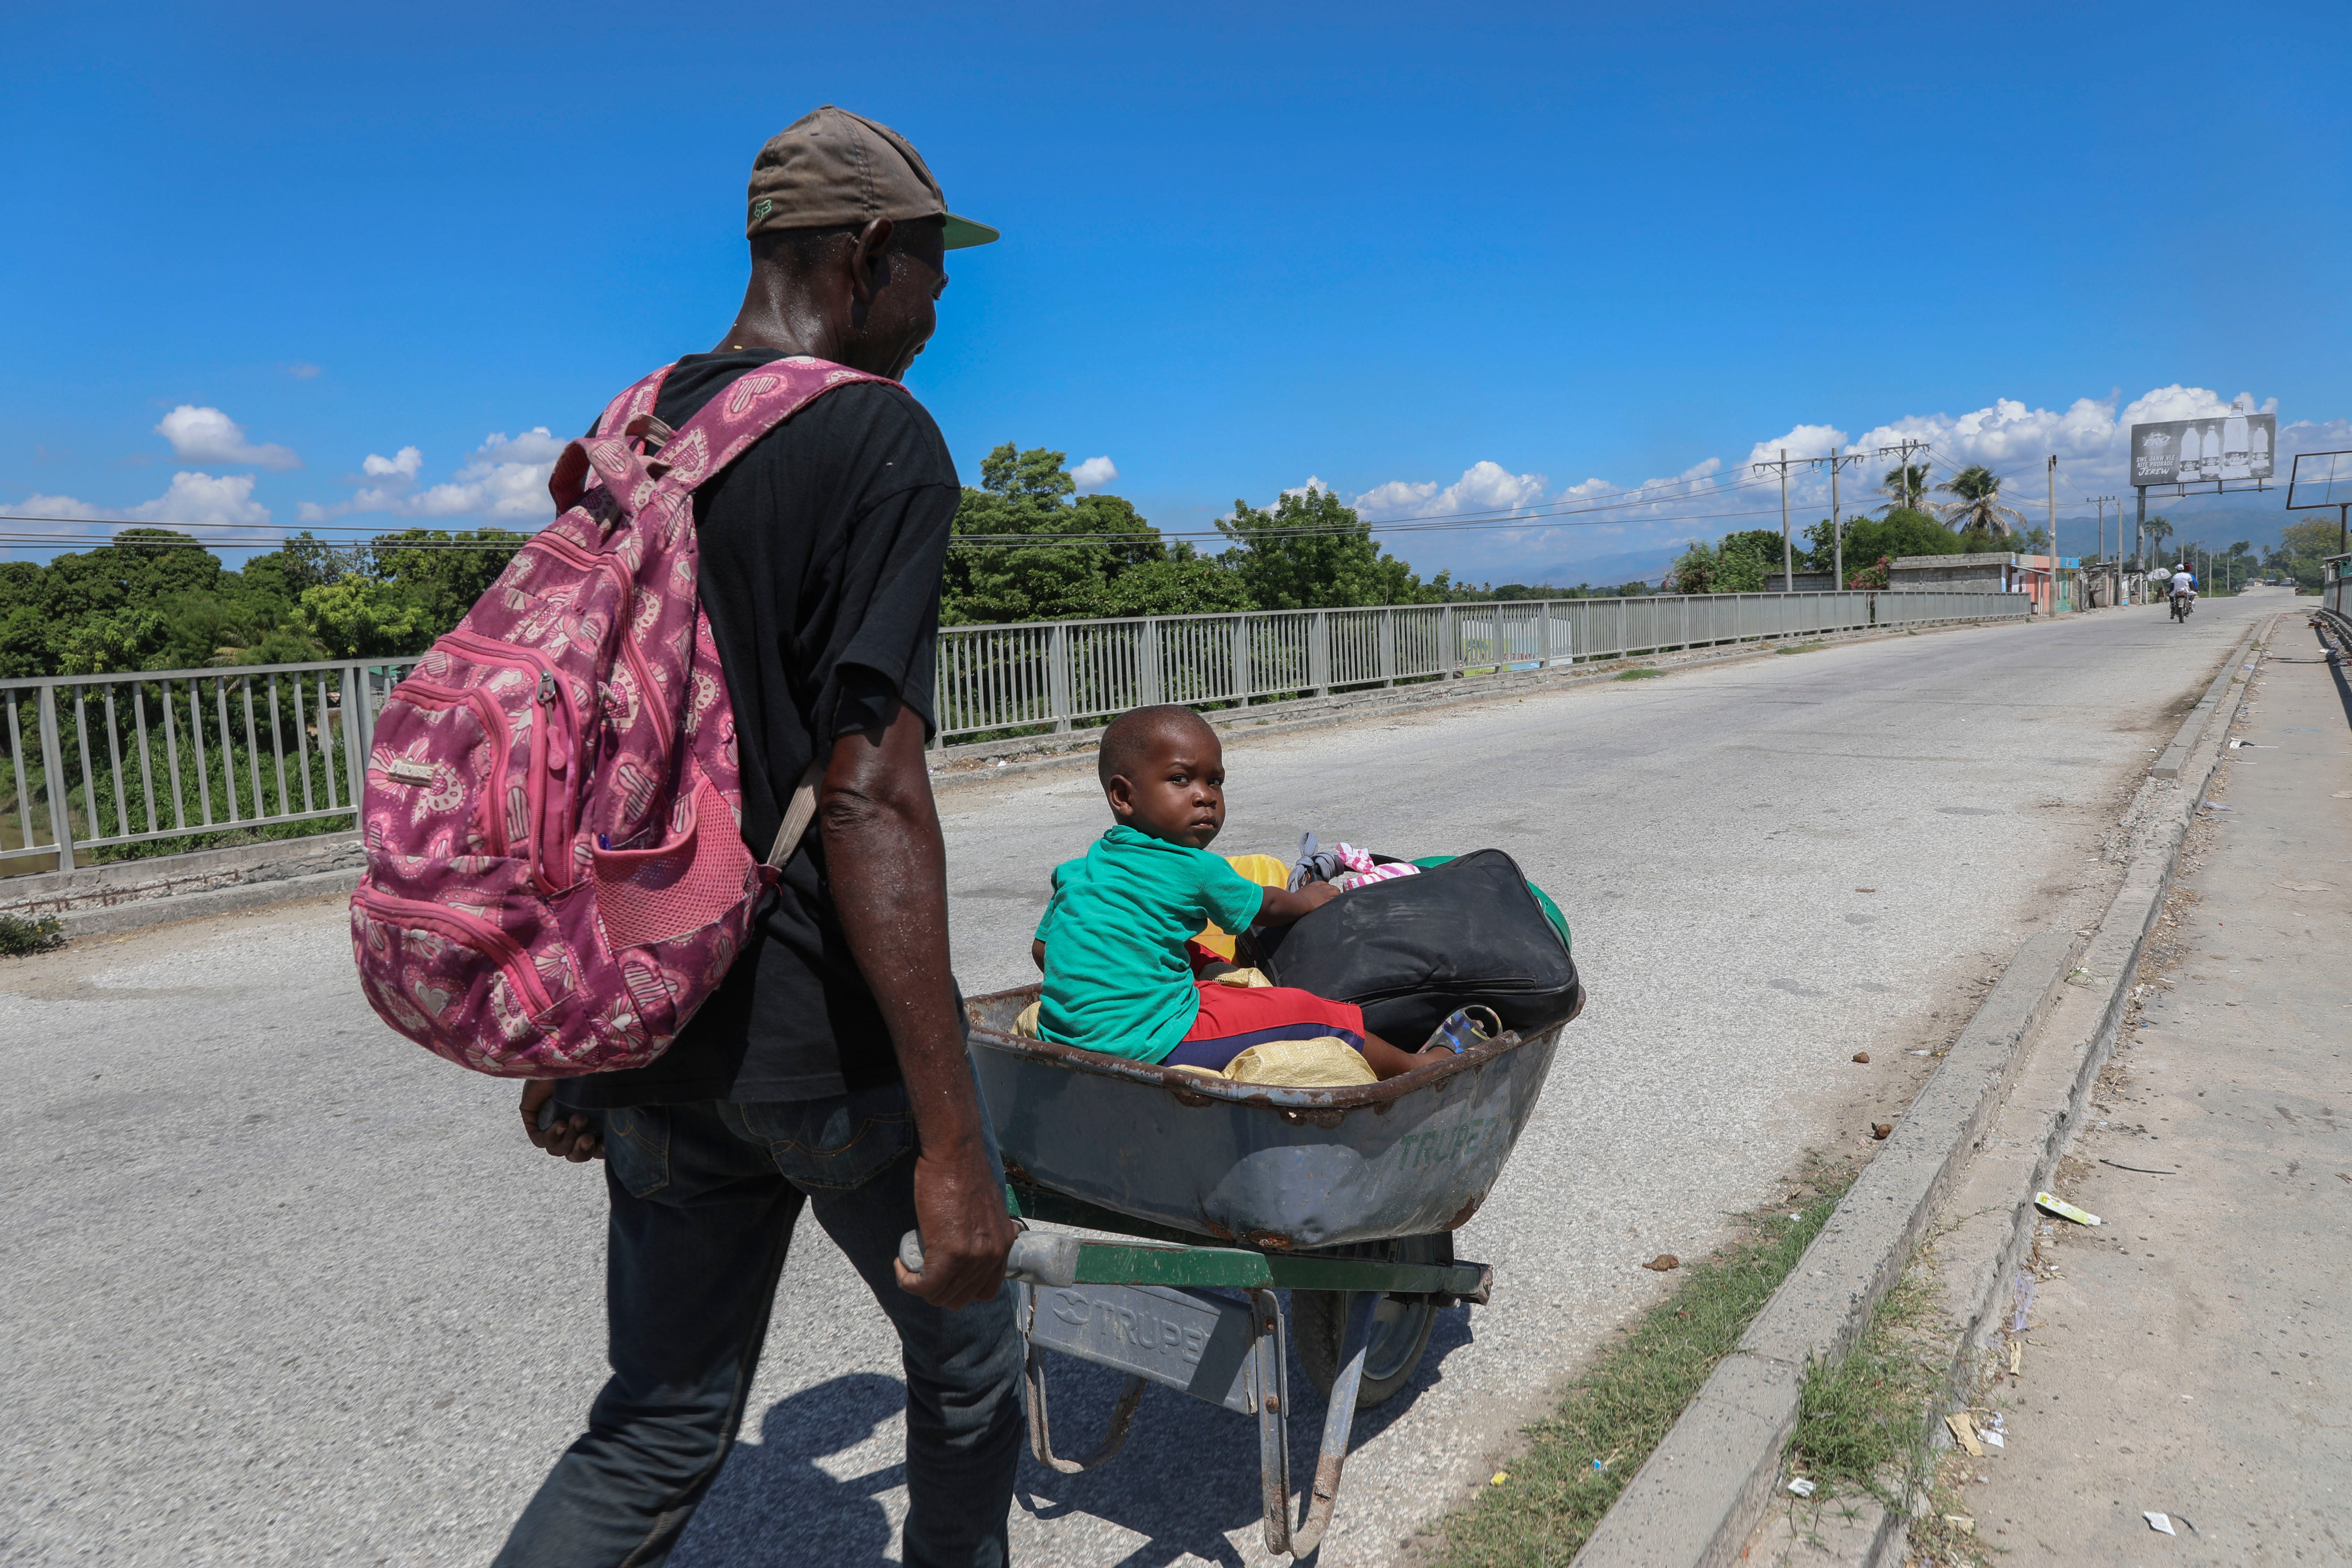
{"left": 1441, "top": 604, "right": 1458, "bottom": 677}
{"left": 1231, "top": 615, "right": 1251, "bottom": 705}
{"left": 1140, "top": 620, "right": 1162, "bottom": 706}
{"left": 37, "top": 682, "right": 74, "bottom": 871}
{"left": 1049, "top": 622, "right": 1071, "bottom": 733}
{"left": 1310, "top": 610, "right": 1330, "bottom": 696}
{"left": 1380, "top": 608, "right": 1396, "bottom": 686}
{"left": 338, "top": 664, "right": 367, "bottom": 807}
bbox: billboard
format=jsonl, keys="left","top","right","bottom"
{"left": 2285, "top": 450, "right": 2352, "bottom": 511}
{"left": 2129, "top": 413, "right": 2275, "bottom": 487}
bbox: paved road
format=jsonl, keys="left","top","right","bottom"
{"left": 1968, "top": 606, "right": 2352, "bottom": 1562}
{"left": 0, "top": 593, "right": 2271, "bottom": 1567}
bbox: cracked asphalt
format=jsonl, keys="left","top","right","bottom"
{"left": 0, "top": 595, "right": 2267, "bottom": 1566}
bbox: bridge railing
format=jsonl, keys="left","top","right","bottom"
{"left": 1, "top": 658, "right": 420, "bottom": 875}
{"left": 2, "top": 589, "right": 2029, "bottom": 874}
{"left": 933, "top": 590, "right": 2028, "bottom": 743}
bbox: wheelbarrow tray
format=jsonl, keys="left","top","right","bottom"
{"left": 965, "top": 984, "right": 1566, "bottom": 1250}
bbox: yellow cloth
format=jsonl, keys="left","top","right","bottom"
{"left": 1163, "top": 1035, "right": 1377, "bottom": 1087}
{"left": 1212, "top": 966, "right": 1271, "bottom": 988}
{"left": 1014, "top": 1000, "right": 1042, "bottom": 1039}
{"left": 1193, "top": 854, "right": 1292, "bottom": 961}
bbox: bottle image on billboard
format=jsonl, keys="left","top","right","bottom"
{"left": 2222, "top": 414, "right": 2250, "bottom": 479}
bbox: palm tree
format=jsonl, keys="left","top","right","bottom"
{"left": 2141, "top": 515, "right": 2174, "bottom": 569}
{"left": 1872, "top": 463, "right": 1930, "bottom": 515}
{"left": 1932, "top": 465, "right": 2029, "bottom": 546}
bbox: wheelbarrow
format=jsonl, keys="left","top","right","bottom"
{"left": 914, "top": 982, "right": 1578, "bottom": 1557}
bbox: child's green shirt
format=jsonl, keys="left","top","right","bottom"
{"left": 1033, "top": 825, "right": 1267, "bottom": 1061}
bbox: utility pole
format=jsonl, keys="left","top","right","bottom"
{"left": 2086, "top": 495, "right": 2118, "bottom": 606}
{"left": 2046, "top": 454, "right": 2060, "bottom": 613}
{"left": 1750, "top": 448, "right": 1798, "bottom": 591}
{"left": 1809, "top": 448, "right": 1868, "bottom": 588}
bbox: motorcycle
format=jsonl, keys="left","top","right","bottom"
{"left": 2171, "top": 589, "right": 2194, "bottom": 622}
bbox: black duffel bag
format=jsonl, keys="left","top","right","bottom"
{"left": 1251, "top": 848, "right": 1582, "bottom": 1046}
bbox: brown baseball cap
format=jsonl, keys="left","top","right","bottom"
{"left": 746, "top": 105, "right": 998, "bottom": 249}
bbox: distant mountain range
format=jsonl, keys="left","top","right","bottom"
{"left": 2053, "top": 497, "right": 2309, "bottom": 562}
{"left": 1425, "top": 492, "right": 2317, "bottom": 596}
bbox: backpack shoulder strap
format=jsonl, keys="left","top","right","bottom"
{"left": 635, "top": 357, "right": 899, "bottom": 497}
{"left": 767, "top": 758, "right": 824, "bottom": 869}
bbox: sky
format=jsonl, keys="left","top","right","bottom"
{"left": 6, "top": 1, "right": 2350, "bottom": 587}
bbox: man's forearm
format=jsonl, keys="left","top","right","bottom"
{"left": 820, "top": 704, "right": 981, "bottom": 1154}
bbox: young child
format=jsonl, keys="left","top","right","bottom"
{"left": 1029, "top": 704, "right": 1450, "bottom": 1079}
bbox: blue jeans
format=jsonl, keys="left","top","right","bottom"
{"left": 492, "top": 1086, "right": 1023, "bottom": 1568}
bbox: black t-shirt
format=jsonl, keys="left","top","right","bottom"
{"left": 563, "top": 351, "right": 958, "bottom": 1108}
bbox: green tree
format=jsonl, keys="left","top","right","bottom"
{"left": 1216, "top": 485, "right": 1434, "bottom": 609}
{"left": 1931, "top": 466, "right": 2029, "bottom": 550}
{"left": 1670, "top": 533, "right": 1777, "bottom": 593}
{"left": 943, "top": 444, "right": 1206, "bottom": 622}
{"left": 2141, "top": 515, "right": 2175, "bottom": 566}
{"left": 1871, "top": 463, "right": 1930, "bottom": 515}
{"left": 364, "top": 528, "right": 528, "bottom": 630}
{"left": 2275, "top": 517, "right": 2339, "bottom": 592}
{"left": 298, "top": 574, "right": 436, "bottom": 658}
{"left": 1801, "top": 507, "right": 1964, "bottom": 576}
{"left": 1097, "top": 550, "right": 1254, "bottom": 616}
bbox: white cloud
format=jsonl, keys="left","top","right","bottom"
{"left": 477, "top": 428, "right": 567, "bottom": 465}
{"left": 287, "top": 363, "right": 322, "bottom": 380}
{"left": 362, "top": 446, "right": 423, "bottom": 480}
{"left": 1069, "top": 455, "right": 1118, "bottom": 491}
{"left": 1743, "top": 424, "right": 1851, "bottom": 469}
{"left": 132, "top": 471, "right": 271, "bottom": 530}
{"left": 5, "top": 472, "right": 272, "bottom": 541}
{"left": 154, "top": 405, "right": 301, "bottom": 470}
{"left": 301, "top": 427, "right": 564, "bottom": 523}
{"left": 1353, "top": 460, "right": 1550, "bottom": 520}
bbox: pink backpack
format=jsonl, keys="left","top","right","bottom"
{"left": 350, "top": 357, "right": 888, "bottom": 1077}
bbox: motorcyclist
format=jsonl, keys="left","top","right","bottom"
{"left": 2169, "top": 563, "right": 2198, "bottom": 619}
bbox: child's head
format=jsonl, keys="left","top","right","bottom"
{"left": 1097, "top": 705, "right": 1225, "bottom": 848}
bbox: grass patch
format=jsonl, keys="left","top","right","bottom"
{"left": 1774, "top": 641, "right": 1828, "bottom": 656}
{"left": 1788, "top": 1264, "right": 1939, "bottom": 1502}
{"left": 1428, "top": 1181, "right": 1849, "bottom": 1566}
{"left": 1784, "top": 1258, "right": 1991, "bottom": 1562}
{"left": 0, "top": 912, "right": 65, "bottom": 957}
{"left": 1614, "top": 667, "right": 1663, "bottom": 681}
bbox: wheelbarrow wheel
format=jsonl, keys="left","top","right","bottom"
{"left": 1291, "top": 1237, "right": 1443, "bottom": 1410}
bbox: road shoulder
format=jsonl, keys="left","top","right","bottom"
{"left": 1958, "top": 614, "right": 2352, "bottom": 1562}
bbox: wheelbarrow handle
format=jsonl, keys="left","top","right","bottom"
{"left": 898, "top": 1228, "right": 1082, "bottom": 1289}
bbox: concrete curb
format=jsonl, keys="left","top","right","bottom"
{"left": 1570, "top": 933, "right": 2077, "bottom": 1568}
{"left": 1568, "top": 615, "right": 2270, "bottom": 1568}
{"left": 55, "top": 866, "right": 362, "bottom": 938}
{"left": 0, "top": 831, "right": 363, "bottom": 920}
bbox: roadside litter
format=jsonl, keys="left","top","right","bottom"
{"left": 1945, "top": 1413, "right": 1985, "bottom": 1457}
{"left": 1871, "top": 1122, "right": 1893, "bottom": 1140}
{"left": 2100, "top": 1159, "right": 2174, "bottom": 1175}
{"left": 2144, "top": 1510, "right": 2196, "bottom": 1535}
{"left": 1642, "top": 1254, "right": 1680, "bottom": 1272}
{"left": 1785, "top": 1476, "right": 1816, "bottom": 1498}
{"left": 2034, "top": 1192, "right": 2102, "bottom": 1226}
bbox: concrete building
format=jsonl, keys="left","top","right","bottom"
{"left": 1889, "top": 552, "right": 2076, "bottom": 614}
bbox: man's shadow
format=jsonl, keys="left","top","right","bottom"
{"left": 663, "top": 1302, "right": 1474, "bottom": 1567}
{"left": 667, "top": 1373, "right": 908, "bottom": 1568}
{"left": 1011, "top": 1296, "right": 1476, "bottom": 1568}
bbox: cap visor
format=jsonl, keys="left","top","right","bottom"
{"left": 941, "top": 212, "right": 1000, "bottom": 248}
